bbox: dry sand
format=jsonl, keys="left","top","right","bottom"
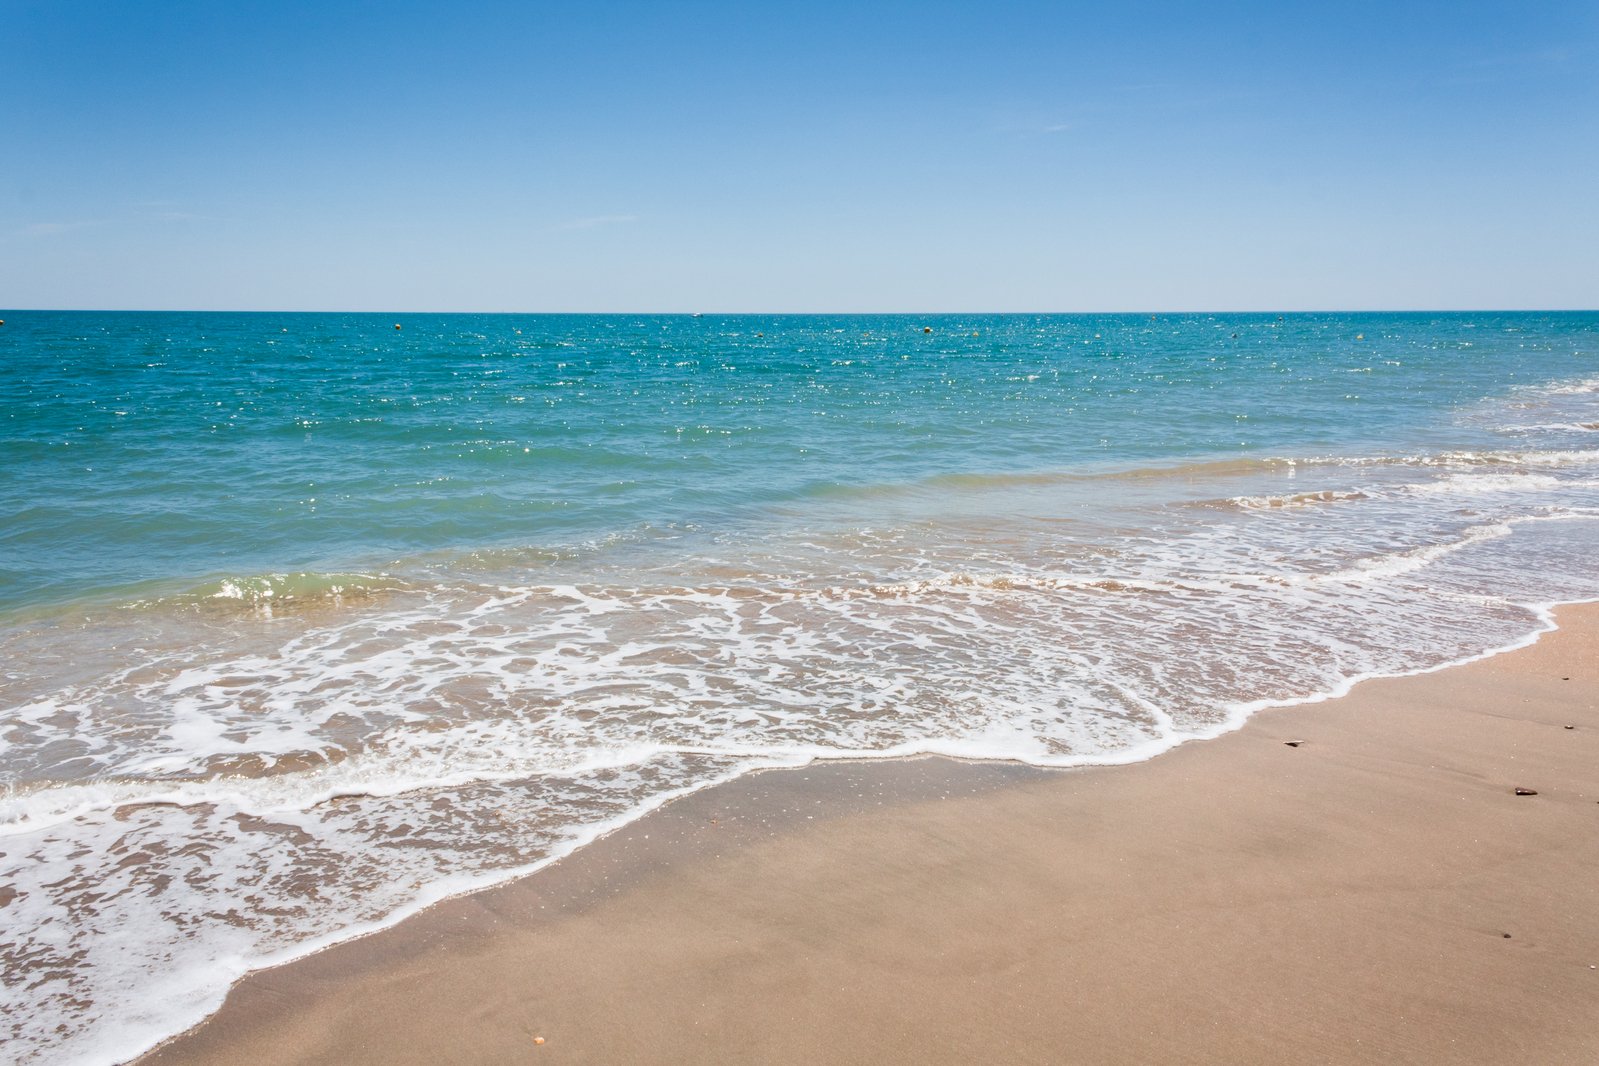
{"left": 140, "top": 605, "right": 1599, "bottom": 1065}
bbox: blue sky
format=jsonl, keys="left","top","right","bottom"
{"left": 3, "top": 0, "right": 1595, "bottom": 311}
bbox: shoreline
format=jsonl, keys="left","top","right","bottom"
{"left": 70, "top": 592, "right": 1589, "bottom": 1064}
{"left": 132, "top": 601, "right": 1599, "bottom": 1065}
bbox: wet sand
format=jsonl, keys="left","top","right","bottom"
{"left": 140, "top": 605, "right": 1599, "bottom": 1065}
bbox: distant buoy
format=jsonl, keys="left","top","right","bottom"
{"left": 971, "top": 331, "right": 979, "bottom": 337}
{"left": 394, "top": 323, "right": 402, "bottom": 331}
{"left": 1356, "top": 333, "right": 1364, "bottom": 340}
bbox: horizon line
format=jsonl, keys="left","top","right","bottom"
{"left": 3, "top": 307, "right": 1597, "bottom": 317}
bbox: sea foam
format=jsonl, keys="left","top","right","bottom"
{"left": 3, "top": 311, "right": 1598, "bottom": 1064}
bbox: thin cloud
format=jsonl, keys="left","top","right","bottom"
{"left": 17, "top": 220, "right": 101, "bottom": 237}
{"left": 1466, "top": 45, "right": 1579, "bottom": 69}
{"left": 558, "top": 214, "right": 639, "bottom": 231}
{"left": 1436, "top": 45, "right": 1583, "bottom": 87}
{"left": 131, "top": 201, "right": 226, "bottom": 223}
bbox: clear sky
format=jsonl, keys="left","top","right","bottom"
{"left": 3, "top": 0, "right": 1596, "bottom": 311}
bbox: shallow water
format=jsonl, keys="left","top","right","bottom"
{"left": 2, "top": 311, "right": 1598, "bottom": 1063}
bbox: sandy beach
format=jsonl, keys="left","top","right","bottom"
{"left": 11, "top": 2, "right": 1599, "bottom": 1058}
{"left": 138, "top": 604, "right": 1599, "bottom": 1065}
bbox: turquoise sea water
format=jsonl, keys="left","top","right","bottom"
{"left": 3, "top": 311, "right": 1599, "bottom": 1063}
{"left": 6, "top": 310, "right": 1591, "bottom": 611}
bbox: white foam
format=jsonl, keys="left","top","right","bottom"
{"left": 1496, "top": 422, "right": 1599, "bottom": 433}
{"left": 5, "top": 444, "right": 1599, "bottom": 1064}
{"left": 1541, "top": 378, "right": 1599, "bottom": 395}
{"left": 1319, "top": 447, "right": 1599, "bottom": 468}
{"left": 1401, "top": 472, "right": 1565, "bottom": 496}
{"left": 1317, "top": 521, "right": 1515, "bottom": 583}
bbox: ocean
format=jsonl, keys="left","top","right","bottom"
{"left": 3, "top": 310, "right": 1598, "bottom": 1063}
